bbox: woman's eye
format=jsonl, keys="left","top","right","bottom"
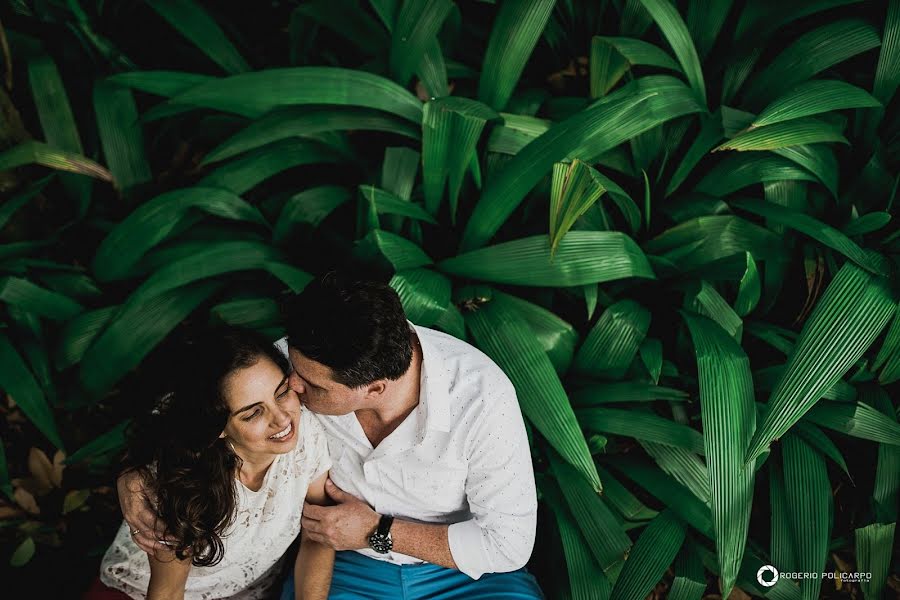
{"left": 243, "top": 409, "right": 261, "bottom": 421}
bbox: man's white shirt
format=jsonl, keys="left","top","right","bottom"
{"left": 276, "top": 324, "right": 537, "bottom": 580}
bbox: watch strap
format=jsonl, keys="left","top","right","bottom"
{"left": 376, "top": 514, "right": 394, "bottom": 536}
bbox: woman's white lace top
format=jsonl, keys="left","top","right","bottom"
{"left": 100, "top": 407, "right": 331, "bottom": 599}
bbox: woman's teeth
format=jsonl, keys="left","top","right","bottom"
{"left": 270, "top": 423, "right": 292, "bottom": 439}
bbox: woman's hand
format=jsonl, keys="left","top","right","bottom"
{"left": 117, "top": 470, "right": 173, "bottom": 556}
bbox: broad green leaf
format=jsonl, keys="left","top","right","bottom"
{"left": 93, "top": 187, "right": 268, "bottom": 281}
{"left": 80, "top": 281, "right": 222, "bottom": 396}
{"left": 735, "top": 253, "right": 760, "bottom": 317}
{"left": 549, "top": 453, "right": 631, "bottom": 572}
{"left": 753, "top": 80, "right": 881, "bottom": 127}
{"left": 167, "top": 67, "right": 423, "bottom": 122}
{"left": 10, "top": 538, "right": 35, "bottom": 568}
{"left": 804, "top": 400, "right": 900, "bottom": 445}
{"left": 477, "top": 0, "right": 556, "bottom": 111}
{"left": 0, "top": 277, "right": 83, "bottom": 320}
{"left": 715, "top": 118, "right": 848, "bottom": 151}
{"left": 550, "top": 160, "right": 609, "bottom": 254}
{"left": 359, "top": 229, "right": 433, "bottom": 270}
{"left": 210, "top": 297, "right": 280, "bottom": 330}
{"left": 28, "top": 55, "right": 82, "bottom": 154}
{"left": 422, "top": 97, "right": 498, "bottom": 221}
{"left": 638, "top": 0, "right": 706, "bottom": 105}
{"left": 467, "top": 294, "right": 601, "bottom": 492}
{"left": 381, "top": 147, "right": 420, "bottom": 200}
{"left": 641, "top": 442, "right": 709, "bottom": 503}
{"left": 574, "top": 299, "right": 650, "bottom": 379}
{"left": 107, "top": 71, "right": 216, "bottom": 97}
{"left": 0, "top": 333, "right": 62, "bottom": 449}
{"left": 873, "top": 0, "right": 900, "bottom": 105}
{"left": 441, "top": 232, "right": 655, "bottom": 287}
{"left": 486, "top": 113, "right": 551, "bottom": 155}
{"left": 65, "top": 420, "right": 130, "bottom": 464}
{"left": 543, "top": 478, "right": 613, "bottom": 600}
{"left": 782, "top": 434, "right": 832, "bottom": 600}
{"left": 754, "top": 366, "right": 856, "bottom": 403}
{"left": 772, "top": 144, "right": 839, "bottom": 197}
{"left": 0, "top": 177, "right": 52, "bottom": 231}
{"left": 389, "top": 268, "right": 451, "bottom": 327}
{"left": 54, "top": 306, "right": 118, "bottom": 370}
{"left": 695, "top": 154, "right": 817, "bottom": 196}
{"left": 274, "top": 186, "right": 350, "bottom": 242}
{"left": 874, "top": 302, "right": 900, "bottom": 384}
{"left": 769, "top": 459, "right": 797, "bottom": 573}
{"left": 499, "top": 291, "right": 577, "bottom": 374}
{"left": 863, "top": 386, "right": 900, "bottom": 522}
{"left": 746, "top": 263, "right": 895, "bottom": 464}
{"left": 667, "top": 540, "right": 706, "bottom": 600}
{"left": 390, "top": 0, "right": 452, "bottom": 85}
{"left": 639, "top": 337, "right": 663, "bottom": 383}
{"left": 0, "top": 141, "right": 111, "bottom": 181}
{"left": 199, "top": 139, "right": 344, "bottom": 195}
{"left": 665, "top": 111, "right": 724, "bottom": 197}
{"left": 129, "top": 241, "right": 310, "bottom": 303}
{"left": 842, "top": 211, "right": 891, "bottom": 236}
{"left": 685, "top": 0, "right": 733, "bottom": 59}
{"left": 93, "top": 80, "right": 152, "bottom": 191}
{"left": 571, "top": 382, "right": 688, "bottom": 405}
{"left": 683, "top": 313, "right": 756, "bottom": 596}
{"left": 794, "top": 421, "right": 851, "bottom": 479}
{"left": 205, "top": 107, "right": 419, "bottom": 164}
{"left": 590, "top": 36, "right": 680, "bottom": 97}
{"left": 610, "top": 510, "right": 686, "bottom": 600}
{"left": 730, "top": 198, "right": 891, "bottom": 278}
{"left": 743, "top": 19, "right": 881, "bottom": 106}
{"left": 433, "top": 303, "right": 466, "bottom": 340}
{"left": 360, "top": 185, "right": 437, "bottom": 225}
{"left": 297, "top": 0, "right": 389, "bottom": 54}
{"left": 148, "top": 0, "right": 250, "bottom": 74}
{"left": 855, "top": 522, "right": 895, "bottom": 600}
{"left": 596, "top": 465, "right": 659, "bottom": 522}
{"left": 577, "top": 407, "right": 705, "bottom": 455}
{"left": 685, "top": 281, "right": 743, "bottom": 341}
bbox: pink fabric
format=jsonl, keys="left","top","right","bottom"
{"left": 82, "top": 577, "right": 132, "bottom": 600}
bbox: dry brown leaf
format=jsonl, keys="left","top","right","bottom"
{"left": 51, "top": 450, "right": 66, "bottom": 487}
{"left": 724, "top": 581, "right": 751, "bottom": 600}
{"left": 0, "top": 504, "right": 23, "bottom": 519}
{"left": 27, "top": 447, "right": 54, "bottom": 493}
{"left": 13, "top": 487, "right": 39, "bottom": 515}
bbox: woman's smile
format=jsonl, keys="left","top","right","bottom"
{"left": 268, "top": 420, "right": 295, "bottom": 443}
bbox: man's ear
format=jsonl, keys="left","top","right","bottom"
{"left": 365, "top": 380, "right": 387, "bottom": 399}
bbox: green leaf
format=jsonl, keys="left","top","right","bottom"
{"left": 550, "top": 160, "right": 609, "bottom": 254}
{"left": 93, "top": 80, "right": 152, "bottom": 191}
{"left": 772, "top": 144, "right": 839, "bottom": 197}
{"left": 389, "top": 268, "right": 451, "bottom": 327}
{"left": 842, "top": 211, "right": 891, "bottom": 236}
{"left": 610, "top": 510, "right": 686, "bottom": 600}
{"left": 0, "top": 333, "right": 62, "bottom": 449}
{"left": 107, "top": 71, "right": 216, "bottom": 97}
{"left": 360, "top": 185, "right": 437, "bottom": 225}
{"left": 769, "top": 457, "right": 797, "bottom": 573}
{"left": 273, "top": 186, "right": 350, "bottom": 241}
{"left": 65, "top": 420, "right": 131, "bottom": 464}
{"left": 0, "top": 141, "right": 111, "bottom": 181}
{"left": 167, "top": 67, "right": 423, "bottom": 122}
{"left": 665, "top": 111, "right": 724, "bottom": 196}
{"left": 148, "top": 0, "right": 250, "bottom": 74}
{"left": 422, "top": 97, "right": 498, "bottom": 221}
{"left": 93, "top": 187, "right": 268, "bottom": 281}
{"left": 28, "top": 55, "right": 82, "bottom": 155}
{"left": 0, "top": 277, "right": 83, "bottom": 321}
{"left": 549, "top": 453, "right": 631, "bottom": 572}
{"left": 205, "top": 107, "right": 419, "bottom": 164}
{"left": 873, "top": 0, "right": 900, "bottom": 105}
{"left": 477, "top": 0, "right": 556, "bottom": 110}
{"left": 590, "top": 36, "right": 680, "bottom": 97}
{"left": 695, "top": 154, "right": 817, "bottom": 196}
{"left": 441, "top": 232, "right": 655, "bottom": 287}
{"left": 9, "top": 538, "right": 35, "bottom": 568}
{"left": 55, "top": 306, "right": 118, "bottom": 370}
{"left": 685, "top": 281, "right": 743, "bottom": 341}
{"left": 79, "top": 281, "right": 222, "bottom": 396}
{"left": 730, "top": 198, "right": 891, "bottom": 278}
{"left": 389, "top": 0, "right": 452, "bottom": 85}
{"left": 571, "top": 382, "right": 688, "bottom": 405}
{"left": 641, "top": 442, "right": 709, "bottom": 503}
{"left": 685, "top": 0, "right": 733, "bottom": 60}
{"left": 637, "top": 0, "right": 706, "bottom": 105}
{"left": 210, "top": 297, "right": 280, "bottom": 330}
{"left": 855, "top": 522, "right": 895, "bottom": 600}
{"left": 499, "top": 291, "right": 578, "bottom": 375}
{"left": 804, "top": 400, "right": 900, "bottom": 445}
{"left": 381, "top": 147, "right": 420, "bottom": 200}
{"left": 667, "top": 540, "right": 706, "bottom": 600}
{"left": 743, "top": 19, "right": 881, "bottom": 106}
{"left": 577, "top": 407, "right": 705, "bottom": 455}
{"left": 782, "top": 434, "right": 832, "bottom": 600}
{"left": 746, "top": 263, "right": 896, "bottom": 464}
{"left": 715, "top": 118, "right": 848, "bottom": 151}
{"left": 793, "top": 421, "right": 851, "bottom": 479}
{"left": 486, "top": 113, "right": 551, "bottom": 155}
{"left": 199, "top": 138, "right": 344, "bottom": 195}
{"left": 734, "top": 253, "right": 760, "bottom": 317}
{"left": 683, "top": 313, "right": 756, "bottom": 596}
{"left": 874, "top": 302, "right": 900, "bottom": 384}
{"left": 863, "top": 386, "right": 900, "bottom": 523}
{"left": 466, "top": 293, "right": 601, "bottom": 492}
{"left": 753, "top": 80, "right": 881, "bottom": 127}
{"left": 596, "top": 465, "right": 659, "bottom": 522}
{"left": 359, "top": 229, "right": 433, "bottom": 271}
{"left": 574, "top": 300, "right": 650, "bottom": 379}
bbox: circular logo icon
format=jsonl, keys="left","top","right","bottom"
{"left": 757, "top": 565, "right": 779, "bottom": 587}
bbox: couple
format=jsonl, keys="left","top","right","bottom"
{"left": 88, "top": 275, "right": 544, "bottom": 599}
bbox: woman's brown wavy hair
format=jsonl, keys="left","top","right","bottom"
{"left": 124, "top": 326, "right": 289, "bottom": 566}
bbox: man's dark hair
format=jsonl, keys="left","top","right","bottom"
{"left": 283, "top": 273, "right": 413, "bottom": 387}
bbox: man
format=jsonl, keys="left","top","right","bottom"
{"left": 119, "top": 274, "right": 542, "bottom": 599}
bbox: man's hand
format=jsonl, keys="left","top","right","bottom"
{"left": 300, "top": 479, "right": 380, "bottom": 551}
{"left": 117, "top": 470, "right": 173, "bottom": 556}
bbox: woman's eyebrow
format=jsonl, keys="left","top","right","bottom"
{"left": 232, "top": 401, "right": 262, "bottom": 416}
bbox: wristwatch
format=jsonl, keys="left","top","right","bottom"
{"left": 368, "top": 514, "right": 394, "bottom": 554}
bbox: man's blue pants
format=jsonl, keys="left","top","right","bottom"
{"left": 280, "top": 550, "right": 544, "bottom": 599}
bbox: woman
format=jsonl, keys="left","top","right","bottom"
{"left": 85, "top": 326, "right": 333, "bottom": 600}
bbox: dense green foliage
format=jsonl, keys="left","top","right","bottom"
{"left": 0, "top": 0, "right": 899, "bottom": 598}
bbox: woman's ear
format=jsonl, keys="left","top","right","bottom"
{"left": 219, "top": 431, "right": 227, "bottom": 439}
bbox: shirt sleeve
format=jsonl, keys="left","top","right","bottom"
{"left": 447, "top": 367, "right": 538, "bottom": 580}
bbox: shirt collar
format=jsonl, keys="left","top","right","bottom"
{"left": 411, "top": 323, "right": 453, "bottom": 434}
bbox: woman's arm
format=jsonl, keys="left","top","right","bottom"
{"left": 147, "top": 550, "right": 191, "bottom": 600}
{"left": 294, "top": 471, "right": 335, "bottom": 600}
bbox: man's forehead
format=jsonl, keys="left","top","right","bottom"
{"left": 287, "top": 347, "right": 331, "bottom": 378}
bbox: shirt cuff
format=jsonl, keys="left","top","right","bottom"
{"left": 447, "top": 519, "right": 488, "bottom": 580}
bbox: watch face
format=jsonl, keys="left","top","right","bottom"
{"left": 368, "top": 533, "right": 392, "bottom": 554}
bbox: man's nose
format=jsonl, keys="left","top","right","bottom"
{"left": 288, "top": 371, "right": 306, "bottom": 394}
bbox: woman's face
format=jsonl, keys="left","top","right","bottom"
{"left": 219, "top": 355, "right": 301, "bottom": 458}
